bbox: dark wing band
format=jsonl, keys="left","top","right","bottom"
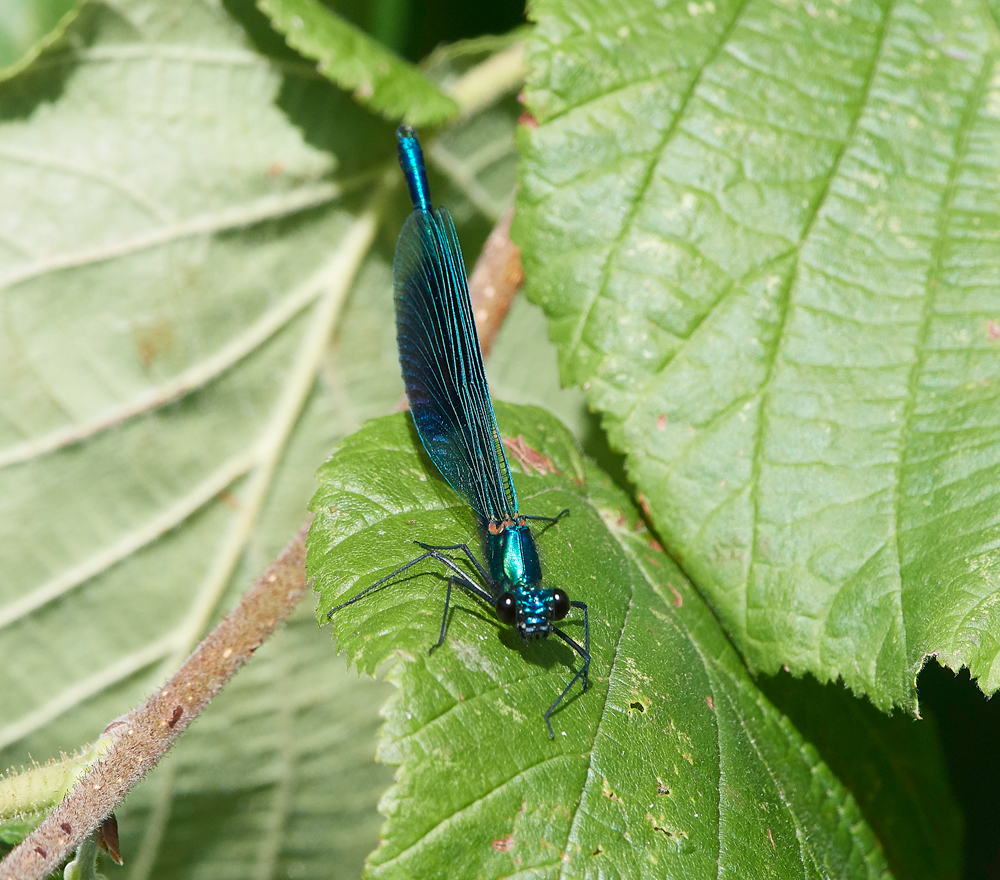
{"left": 393, "top": 207, "right": 518, "bottom": 522}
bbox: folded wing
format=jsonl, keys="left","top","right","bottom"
{"left": 393, "top": 207, "right": 518, "bottom": 523}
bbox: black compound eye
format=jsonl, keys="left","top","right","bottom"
{"left": 496, "top": 592, "right": 517, "bottom": 625}
{"left": 551, "top": 589, "right": 570, "bottom": 620}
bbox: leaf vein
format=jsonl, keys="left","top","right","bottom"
{"left": 893, "top": 52, "right": 996, "bottom": 673}
{"left": 562, "top": 0, "right": 753, "bottom": 376}
{"left": 747, "top": 0, "right": 894, "bottom": 653}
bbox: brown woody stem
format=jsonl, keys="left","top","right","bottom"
{"left": 0, "top": 523, "right": 310, "bottom": 880}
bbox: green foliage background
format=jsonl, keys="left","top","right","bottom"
{"left": 0, "top": 0, "right": 997, "bottom": 877}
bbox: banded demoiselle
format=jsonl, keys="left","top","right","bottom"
{"left": 328, "top": 126, "right": 590, "bottom": 737}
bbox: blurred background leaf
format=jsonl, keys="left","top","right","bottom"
{"left": 0, "top": 0, "right": 527, "bottom": 876}
{"left": 0, "top": 0, "right": 76, "bottom": 73}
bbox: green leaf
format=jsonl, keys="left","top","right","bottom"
{"left": 0, "top": 736, "right": 113, "bottom": 846}
{"left": 759, "top": 673, "right": 963, "bottom": 880}
{"left": 309, "top": 404, "right": 894, "bottom": 879}
{"left": 257, "top": 0, "right": 459, "bottom": 126}
{"left": 515, "top": 0, "right": 1000, "bottom": 710}
{"left": 0, "top": 0, "right": 77, "bottom": 73}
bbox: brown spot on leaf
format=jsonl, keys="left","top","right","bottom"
{"left": 133, "top": 319, "right": 172, "bottom": 367}
{"left": 601, "top": 778, "right": 622, "bottom": 802}
{"left": 989, "top": 320, "right": 1000, "bottom": 340}
{"left": 656, "top": 414, "right": 667, "bottom": 431}
{"left": 502, "top": 435, "right": 561, "bottom": 476}
{"left": 705, "top": 696, "right": 715, "bottom": 712}
{"left": 637, "top": 492, "right": 652, "bottom": 518}
{"left": 491, "top": 835, "right": 514, "bottom": 852}
{"left": 647, "top": 812, "right": 686, "bottom": 839}
{"left": 668, "top": 583, "right": 683, "bottom": 607}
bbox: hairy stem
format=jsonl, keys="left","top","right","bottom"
{"left": 0, "top": 524, "right": 310, "bottom": 880}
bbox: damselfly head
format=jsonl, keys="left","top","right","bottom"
{"left": 496, "top": 588, "right": 571, "bottom": 641}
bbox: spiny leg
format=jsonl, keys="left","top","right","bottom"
{"left": 328, "top": 550, "right": 443, "bottom": 619}
{"left": 407, "top": 551, "right": 495, "bottom": 654}
{"left": 570, "top": 600, "right": 589, "bottom": 691}
{"left": 544, "top": 627, "right": 590, "bottom": 739}
{"left": 521, "top": 508, "right": 570, "bottom": 526}
{"left": 431, "top": 575, "right": 461, "bottom": 653}
{"left": 415, "top": 540, "right": 491, "bottom": 586}
{"left": 327, "top": 548, "right": 492, "bottom": 620}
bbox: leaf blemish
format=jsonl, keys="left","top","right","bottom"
{"left": 133, "top": 318, "right": 173, "bottom": 367}
{"left": 668, "top": 583, "right": 683, "bottom": 607}
{"left": 592, "top": 845, "right": 604, "bottom": 856}
{"left": 656, "top": 777, "right": 670, "bottom": 796}
{"left": 648, "top": 812, "right": 686, "bottom": 840}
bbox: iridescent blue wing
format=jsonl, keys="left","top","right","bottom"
{"left": 393, "top": 206, "right": 518, "bottom": 523}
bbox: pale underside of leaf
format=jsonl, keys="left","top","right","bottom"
{"left": 516, "top": 0, "right": 1000, "bottom": 710}
{"left": 1, "top": 1, "right": 534, "bottom": 874}
{"left": 0, "top": 0, "right": 394, "bottom": 875}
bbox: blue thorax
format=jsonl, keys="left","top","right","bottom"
{"left": 486, "top": 521, "right": 541, "bottom": 588}
{"left": 486, "top": 520, "right": 560, "bottom": 640}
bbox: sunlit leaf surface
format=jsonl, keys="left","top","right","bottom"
{"left": 516, "top": 0, "right": 1000, "bottom": 711}
{"left": 310, "top": 404, "right": 894, "bottom": 879}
